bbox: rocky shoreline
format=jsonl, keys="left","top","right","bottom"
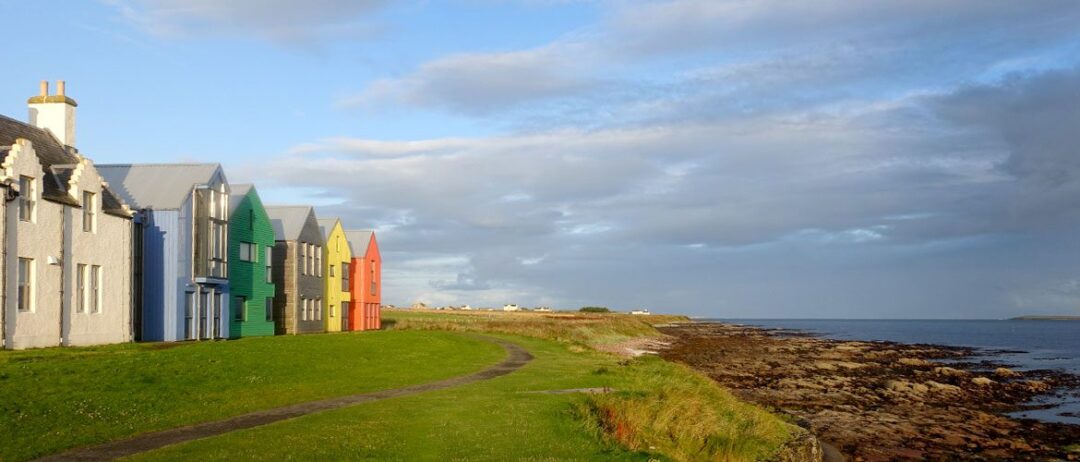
{"left": 656, "top": 322, "right": 1080, "bottom": 461}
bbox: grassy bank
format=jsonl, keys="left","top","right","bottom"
{"left": 131, "top": 335, "right": 793, "bottom": 462}
{"left": 388, "top": 309, "right": 801, "bottom": 461}
{"left": 382, "top": 308, "right": 687, "bottom": 347}
{"left": 0, "top": 331, "right": 504, "bottom": 461}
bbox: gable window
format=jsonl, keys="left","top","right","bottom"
{"left": 83, "top": 191, "right": 96, "bottom": 232}
{"left": 76, "top": 264, "right": 87, "bottom": 313}
{"left": 18, "top": 258, "right": 34, "bottom": 311}
{"left": 299, "top": 244, "right": 307, "bottom": 276}
{"left": 238, "top": 242, "right": 256, "bottom": 262}
{"left": 315, "top": 246, "right": 322, "bottom": 277}
{"left": 265, "top": 297, "right": 274, "bottom": 321}
{"left": 90, "top": 265, "right": 102, "bottom": 313}
{"left": 265, "top": 246, "right": 273, "bottom": 283}
{"left": 18, "top": 176, "right": 35, "bottom": 222}
{"left": 234, "top": 296, "right": 246, "bottom": 321}
{"left": 342, "top": 262, "right": 350, "bottom": 292}
{"left": 370, "top": 262, "right": 377, "bottom": 296}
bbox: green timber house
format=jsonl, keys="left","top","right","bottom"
{"left": 227, "top": 184, "right": 276, "bottom": 337}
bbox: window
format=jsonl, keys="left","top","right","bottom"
{"left": 301, "top": 298, "right": 308, "bottom": 321}
{"left": 315, "top": 246, "right": 322, "bottom": 277}
{"left": 370, "top": 262, "right": 377, "bottom": 296}
{"left": 308, "top": 244, "right": 315, "bottom": 276}
{"left": 330, "top": 304, "right": 336, "bottom": 318}
{"left": 18, "top": 176, "right": 35, "bottom": 222}
{"left": 17, "top": 258, "right": 33, "bottom": 311}
{"left": 238, "top": 242, "right": 256, "bottom": 262}
{"left": 83, "top": 191, "right": 96, "bottom": 232}
{"left": 330, "top": 264, "right": 335, "bottom": 277}
{"left": 76, "top": 264, "right": 87, "bottom": 313}
{"left": 316, "top": 299, "right": 322, "bottom": 321}
{"left": 234, "top": 296, "right": 246, "bottom": 321}
{"left": 265, "top": 298, "right": 274, "bottom": 321}
{"left": 90, "top": 265, "right": 101, "bottom": 313}
{"left": 299, "top": 244, "right": 306, "bottom": 275}
{"left": 342, "top": 262, "right": 350, "bottom": 292}
{"left": 265, "top": 246, "right": 273, "bottom": 283}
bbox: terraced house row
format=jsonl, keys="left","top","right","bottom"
{"left": 0, "top": 82, "right": 382, "bottom": 349}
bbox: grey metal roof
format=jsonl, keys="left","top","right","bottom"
{"left": 0, "top": 114, "right": 131, "bottom": 217}
{"left": 316, "top": 218, "right": 340, "bottom": 241}
{"left": 228, "top": 184, "right": 255, "bottom": 214}
{"left": 345, "top": 230, "right": 374, "bottom": 256}
{"left": 265, "top": 205, "right": 316, "bottom": 241}
{"left": 97, "top": 163, "right": 222, "bottom": 210}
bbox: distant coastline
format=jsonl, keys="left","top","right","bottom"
{"left": 1010, "top": 315, "right": 1080, "bottom": 321}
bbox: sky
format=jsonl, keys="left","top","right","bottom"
{"left": 2, "top": 0, "right": 1080, "bottom": 318}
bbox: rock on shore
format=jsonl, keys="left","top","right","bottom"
{"left": 657, "top": 323, "right": 1080, "bottom": 461}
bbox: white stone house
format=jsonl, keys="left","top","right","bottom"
{"left": 0, "top": 81, "right": 135, "bottom": 349}
{"left": 502, "top": 304, "right": 520, "bottom": 312}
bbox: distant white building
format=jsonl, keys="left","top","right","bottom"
{"left": 534, "top": 307, "right": 552, "bottom": 312}
{"left": 502, "top": 304, "right": 520, "bottom": 312}
{"left": 460, "top": 304, "right": 473, "bottom": 311}
{"left": 630, "top": 309, "right": 651, "bottom": 315}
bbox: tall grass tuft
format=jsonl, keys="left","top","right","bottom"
{"left": 579, "top": 357, "right": 795, "bottom": 462}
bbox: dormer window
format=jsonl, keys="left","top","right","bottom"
{"left": 83, "top": 191, "right": 96, "bottom": 232}
{"left": 18, "top": 176, "right": 35, "bottom": 222}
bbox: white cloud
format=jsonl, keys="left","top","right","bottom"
{"left": 104, "top": 0, "right": 386, "bottom": 42}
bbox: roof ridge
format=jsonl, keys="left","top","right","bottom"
{"left": 97, "top": 162, "right": 220, "bottom": 167}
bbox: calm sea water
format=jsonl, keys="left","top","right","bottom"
{"left": 708, "top": 319, "right": 1080, "bottom": 425}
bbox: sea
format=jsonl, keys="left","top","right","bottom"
{"left": 710, "top": 319, "right": 1080, "bottom": 425}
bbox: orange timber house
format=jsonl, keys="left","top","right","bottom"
{"left": 345, "top": 230, "right": 381, "bottom": 330}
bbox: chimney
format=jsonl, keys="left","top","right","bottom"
{"left": 28, "top": 80, "right": 78, "bottom": 147}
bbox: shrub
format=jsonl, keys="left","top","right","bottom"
{"left": 580, "top": 306, "right": 611, "bottom": 313}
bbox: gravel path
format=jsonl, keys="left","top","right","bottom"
{"left": 35, "top": 335, "right": 533, "bottom": 462}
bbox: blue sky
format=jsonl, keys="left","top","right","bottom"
{"left": 3, "top": 0, "right": 1080, "bottom": 318}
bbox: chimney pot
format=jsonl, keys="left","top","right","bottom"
{"left": 40, "top": 80, "right": 48, "bottom": 96}
{"left": 57, "top": 81, "right": 66, "bottom": 96}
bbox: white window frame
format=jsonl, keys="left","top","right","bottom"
{"left": 83, "top": 190, "right": 96, "bottom": 233}
{"left": 90, "top": 265, "right": 102, "bottom": 314}
{"left": 76, "top": 264, "right": 87, "bottom": 313}
{"left": 18, "top": 258, "right": 34, "bottom": 312}
{"left": 19, "top": 176, "right": 35, "bottom": 222}
{"left": 265, "top": 246, "right": 273, "bottom": 283}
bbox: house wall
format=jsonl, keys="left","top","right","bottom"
{"left": 140, "top": 209, "right": 182, "bottom": 342}
{"left": 349, "top": 236, "right": 381, "bottom": 331}
{"left": 5, "top": 140, "right": 63, "bottom": 349}
{"left": 227, "top": 190, "right": 275, "bottom": 338}
{"left": 272, "top": 221, "right": 325, "bottom": 335}
{"left": 65, "top": 162, "right": 132, "bottom": 346}
{"left": 295, "top": 215, "right": 325, "bottom": 334}
{"left": 361, "top": 236, "right": 382, "bottom": 330}
{"left": 323, "top": 222, "right": 351, "bottom": 332}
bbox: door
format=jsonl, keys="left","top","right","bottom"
{"left": 341, "top": 301, "right": 350, "bottom": 331}
{"left": 212, "top": 291, "right": 222, "bottom": 339}
{"left": 199, "top": 289, "right": 210, "bottom": 340}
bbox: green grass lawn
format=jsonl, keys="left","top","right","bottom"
{"left": 0, "top": 331, "right": 505, "bottom": 461}
{"left": 127, "top": 335, "right": 794, "bottom": 462}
